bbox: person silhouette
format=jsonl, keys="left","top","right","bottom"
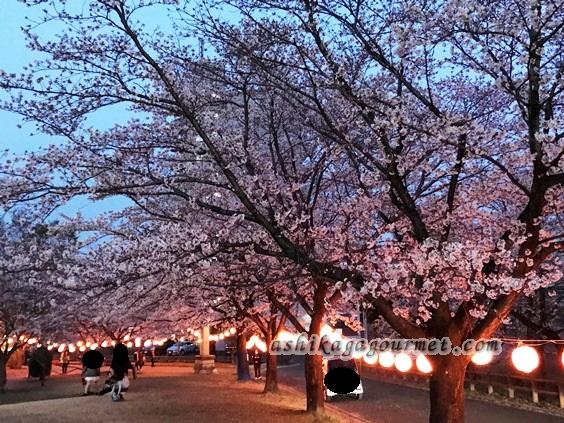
{"left": 81, "top": 350, "right": 104, "bottom": 395}
{"left": 251, "top": 347, "right": 262, "bottom": 379}
{"left": 60, "top": 350, "right": 70, "bottom": 374}
{"left": 28, "top": 346, "right": 52, "bottom": 386}
{"left": 99, "top": 343, "right": 136, "bottom": 401}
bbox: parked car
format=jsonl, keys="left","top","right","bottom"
{"left": 154, "top": 339, "right": 175, "bottom": 356}
{"left": 167, "top": 341, "right": 198, "bottom": 356}
{"left": 323, "top": 357, "right": 364, "bottom": 401}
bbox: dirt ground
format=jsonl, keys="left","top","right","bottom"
{"left": 0, "top": 363, "right": 342, "bottom": 423}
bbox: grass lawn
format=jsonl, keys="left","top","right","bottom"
{"left": 0, "top": 363, "right": 343, "bottom": 422}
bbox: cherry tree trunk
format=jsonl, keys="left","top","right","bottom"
{"left": 304, "top": 353, "right": 325, "bottom": 414}
{"left": 264, "top": 351, "right": 278, "bottom": 393}
{"left": 236, "top": 331, "right": 251, "bottom": 381}
{"left": 429, "top": 355, "right": 468, "bottom": 423}
{"left": 0, "top": 355, "right": 7, "bottom": 393}
{"left": 304, "top": 281, "right": 328, "bottom": 414}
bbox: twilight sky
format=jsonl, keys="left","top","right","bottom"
{"left": 0, "top": 1, "right": 180, "bottom": 219}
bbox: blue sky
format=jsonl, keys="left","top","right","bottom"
{"left": 0, "top": 1, "right": 179, "bottom": 219}
{"left": 0, "top": 1, "right": 240, "bottom": 222}
{"left": 0, "top": 2, "right": 47, "bottom": 154}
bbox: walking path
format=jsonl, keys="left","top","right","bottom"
{"left": 0, "top": 364, "right": 343, "bottom": 423}
{"left": 4, "top": 361, "right": 563, "bottom": 423}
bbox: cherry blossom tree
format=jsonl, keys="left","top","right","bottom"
{"left": 0, "top": 1, "right": 563, "bottom": 421}
{"left": 0, "top": 210, "right": 77, "bottom": 391}
{"left": 0, "top": 1, "right": 351, "bottom": 410}
{"left": 189, "top": 1, "right": 564, "bottom": 420}
{"left": 193, "top": 254, "right": 294, "bottom": 392}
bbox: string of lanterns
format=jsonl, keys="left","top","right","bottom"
{"left": 1, "top": 334, "right": 170, "bottom": 353}
{"left": 358, "top": 344, "right": 555, "bottom": 375}
{"left": 246, "top": 326, "right": 563, "bottom": 375}
{"left": 2, "top": 326, "right": 241, "bottom": 354}
{"left": 207, "top": 327, "right": 237, "bottom": 343}
{"left": 4, "top": 327, "right": 562, "bottom": 375}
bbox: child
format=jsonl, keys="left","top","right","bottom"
{"left": 81, "top": 350, "right": 104, "bottom": 395}
{"left": 81, "top": 364, "right": 101, "bottom": 395}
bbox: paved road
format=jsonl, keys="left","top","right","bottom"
{"left": 278, "top": 360, "right": 564, "bottom": 423}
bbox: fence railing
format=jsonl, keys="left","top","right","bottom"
{"left": 467, "top": 369, "right": 564, "bottom": 408}
{"left": 358, "top": 362, "right": 564, "bottom": 409}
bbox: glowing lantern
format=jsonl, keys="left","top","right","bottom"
{"left": 7, "top": 338, "right": 14, "bottom": 345}
{"left": 53, "top": 343, "right": 59, "bottom": 347}
{"left": 79, "top": 346, "right": 86, "bottom": 352}
{"left": 256, "top": 339, "right": 267, "bottom": 352}
{"left": 77, "top": 341, "right": 84, "bottom": 347}
{"left": 101, "top": 341, "right": 109, "bottom": 348}
{"left": 194, "top": 330, "right": 201, "bottom": 338}
{"left": 27, "top": 338, "right": 37, "bottom": 345}
{"left": 126, "top": 342, "right": 133, "bottom": 348}
{"left": 363, "top": 353, "right": 378, "bottom": 365}
{"left": 58, "top": 344, "right": 66, "bottom": 353}
{"left": 123, "top": 335, "right": 131, "bottom": 342}
{"left": 320, "top": 325, "right": 333, "bottom": 338}
{"left": 90, "top": 343, "right": 98, "bottom": 350}
{"left": 471, "top": 350, "right": 493, "bottom": 366}
{"left": 277, "top": 330, "right": 297, "bottom": 343}
{"left": 68, "top": 344, "right": 76, "bottom": 353}
{"left": 219, "top": 334, "right": 225, "bottom": 340}
{"left": 511, "top": 346, "right": 539, "bottom": 373}
{"left": 111, "top": 340, "right": 117, "bottom": 347}
{"left": 85, "top": 342, "right": 91, "bottom": 348}
{"left": 135, "top": 338, "right": 142, "bottom": 348}
{"left": 246, "top": 335, "right": 267, "bottom": 352}
{"left": 395, "top": 352, "right": 412, "bottom": 372}
{"left": 415, "top": 355, "right": 433, "bottom": 374}
{"left": 246, "top": 335, "right": 256, "bottom": 350}
{"left": 223, "top": 330, "right": 230, "bottom": 337}
{"left": 379, "top": 351, "right": 395, "bottom": 368}
{"left": 352, "top": 348, "right": 366, "bottom": 360}
{"left": 229, "top": 328, "right": 236, "bottom": 335}
{"left": 47, "top": 345, "right": 54, "bottom": 351}
{"left": 144, "top": 340, "right": 153, "bottom": 348}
